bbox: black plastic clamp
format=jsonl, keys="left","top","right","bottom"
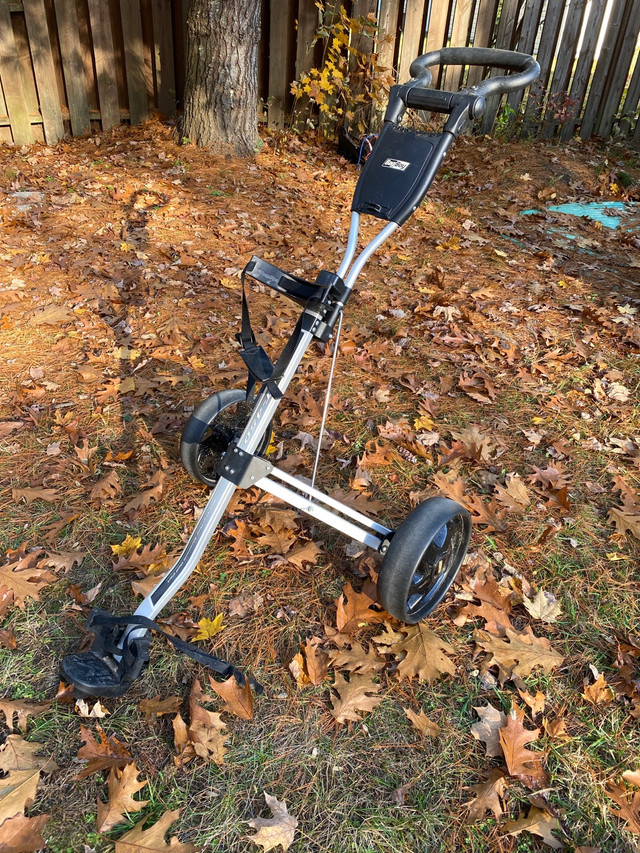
{"left": 217, "top": 444, "right": 273, "bottom": 488}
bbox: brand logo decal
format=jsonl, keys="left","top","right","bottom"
{"left": 382, "top": 158, "right": 410, "bottom": 171}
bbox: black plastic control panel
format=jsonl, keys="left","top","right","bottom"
{"left": 351, "top": 124, "right": 447, "bottom": 225}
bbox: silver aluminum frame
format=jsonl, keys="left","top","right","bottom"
{"left": 123, "top": 214, "right": 399, "bottom": 647}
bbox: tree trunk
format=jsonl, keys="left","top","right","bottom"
{"left": 181, "top": 0, "right": 260, "bottom": 156}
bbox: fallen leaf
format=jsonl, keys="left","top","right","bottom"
{"left": 114, "top": 809, "right": 199, "bottom": 852}
{"left": 0, "top": 735, "right": 57, "bottom": 774}
{"left": 0, "top": 812, "right": 49, "bottom": 852}
{"left": 111, "top": 535, "right": 143, "bottom": 558}
{"left": 403, "top": 707, "right": 439, "bottom": 738}
{"left": 374, "top": 623, "right": 456, "bottom": 683}
{"left": 12, "top": 487, "right": 59, "bottom": 505}
{"left": 605, "top": 778, "right": 640, "bottom": 834}
{"left": 76, "top": 698, "right": 109, "bottom": 719}
{"left": 228, "top": 592, "right": 264, "bottom": 617}
{"left": 465, "top": 769, "right": 507, "bottom": 822}
{"left": 0, "top": 767, "right": 42, "bottom": 825}
{"left": 0, "top": 700, "right": 50, "bottom": 733}
{"left": 138, "top": 695, "right": 182, "bottom": 722}
{"left": 328, "top": 639, "right": 385, "bottom": 674}
{"left": 194, "top": 614, "right": 225, "bottom": 640}
{"left": 504, "top": 806, "right": 565, "bottom": 849}
{"left": 471, "top": 703, "right": 507, "bottom": 758}
{"left": 523, "top": 589, "right": 562, "bottom": 623}
{"left": 474, "top": 626, "right": 564, "bottom": 685}
{"left": 334, "top": 581, "right": 387, "bottom": 634}
{"left": 582, "top": 673, "right": 614, "bottom": 705}
{"left": 499, "top": 708, "right": 549, "bottom": 790}
{"left": 96, "top": 762, "right": 149, "bottom": 833}
{"left": 89, "top": 469, "right": 121, "bottom": 503}
{"left": 74, "top": 724, "right": 132, "bottom": 779}
{"left": 246, "top": 791, "right": 298, "bottom": 852}
{"left": 329, "top": 671, "right": 383, "bottom": 724}
{"left": 207, "top": 674, "right": 254, "bottom": 720}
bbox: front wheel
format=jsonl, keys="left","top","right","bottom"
{"left": 378, "top": 497, "right": 471, "bottom": 623}
{"left": 180, "top": 389, "right": 272, "bottom": 487}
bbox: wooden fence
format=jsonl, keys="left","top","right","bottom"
{"left": 0, "top": 0, "right": 639, "bottom": 146}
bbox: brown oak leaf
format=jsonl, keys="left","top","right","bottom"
{"left": 465, "top": 769, "right": 507, "bottom": 823}
{"left": 329, "top": 672, "right": 383, "bottom": 724}
{"left": 96, "top": 762, "right": 149, "bottom": 833}
{"left": 74, "top": 724, "right": 132, "bottom": 779}
{"left": 334, "top": 580, "right": 387, "bottom": 634}
{"left": 471, "top": 703, "right": 507, "bottom": 758}
{"left": 114, "top": 808, "right": 199, "bottom": 852}
{"left": 0, "top": 699, "right": 51, "bottom": 733}
{"left": 474, "top": 626, "right": 564, "bottom": 685}
{"left": 374, "top": 623, "right": 456, "bottom": 683}
{"left": 605, "top": 779, "right": 640, "bottom": 834}
{"left": 246, "top": 791, "right": 298, "bottom": 852}
{"left": 504, "top": 806, "right": 565, "bottom": 849}
{"left": 206, "top": 674, "right": 254, "bottom": 720}
{"left": 499, "top": 708, "right": 549, "bottom": 790}
{"left": 403, "top": 707, "right": 440, "bottom": 738}
{"left": 0, "top": 813, "right": 49, "bottom": 852}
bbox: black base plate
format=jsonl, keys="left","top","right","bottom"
{"left": 60, "top": 651, "right": 134, "bottom": 699}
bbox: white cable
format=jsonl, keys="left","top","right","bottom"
{"left": 311, "top": 311, "right": 344, "bottom": 490}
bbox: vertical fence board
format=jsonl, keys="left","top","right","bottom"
{"left": 466, "top": 0, "right": 499, "bottom": 87}
{"left": 87, "top": 0, "right": 120, "bottom": 130}
{"left": 424, "top": 0, "right": 451, "bottom": 87}
{"left": 151, "top": 0, "right": 176, "bottom": 116}
{"left": 290, "top": 0, "right": 316, "bottom": 129}
{"left": 377, "top": 0, "right": 400, "bottom": 75}
{"left": 480, "top": 0, "right": 519, "bottom": 133}
{"left": 76, "top": 0, "right": 99, "bottom": 112}
{"left": 53, "top": 0, "right": 91, "bottom": 135}
{"left": 444, "top": 0, "right": 475, "bottom": 92}
{"left": 540, "top": 0, "right": 588, "bottom": 138}
{"left": 520, "top": 0, "right": 566, "bottom": 133}
{"left": 119, "top": 0, "right": 148, "bottom": 124}
{"left": 506, "top": 0, "right": 544, "bottom": 112}
{"left": 595, "top": 0, "right": 640, "bottom": 138}
{"left": 0, "top": 1, "right": 34, "bottom": 143}
{"left": 398, "top": 0, "right": 428, "bottom": 84}
{"left": 580, "top": 0, "right": 626, "bottom": 139}
{"left": 268, "top": 0, "right": 294, "bottom": 129}
{"left": 619, "top": 51, "right": 640, "bottom": 137}
{"left": 23, "top": 0, "right": 64, "bottom": 142}
{"left": 559, "top": 0, "right": 606, "bottom": 139}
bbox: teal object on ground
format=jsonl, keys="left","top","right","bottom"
{"left": 549, "top": 201, "right": 627, "bottom": 229}
{"left": 521, "top": 201, "right": 638, "bottom": 231}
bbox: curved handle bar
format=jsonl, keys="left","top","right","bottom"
{"left": 409, "top": 47, "right": 540, "bottom": 98}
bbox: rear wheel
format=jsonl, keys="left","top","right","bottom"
{"left": 180, "top": 389, "right": 272, "bottom": 487}
{"left": 378, "top": 497, "right": 471, "bottom": 623}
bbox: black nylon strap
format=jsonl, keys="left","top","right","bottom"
{"left": 87, "top": 611, "right": 264, "bottom": 693}
{"left": 237, "top": 266, "right": 308, "bottom": 403}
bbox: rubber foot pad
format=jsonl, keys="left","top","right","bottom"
{"left": 60, "top": 652, "right": 130, "bottom": 699}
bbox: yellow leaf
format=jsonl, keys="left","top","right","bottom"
{"left": 413, "top": 415, "right": 434, "bottom": 431}
{"left": 194, "top": 614, "right": 225, "bottom": 641}
{"left": 111, "top": 535, "right": 142, "bottom": 557}
{"left": 117, "top": 377, "right": 136, "bottom": 394}
{"left": 120, "top": 242, "right": 135, "bottom": 252}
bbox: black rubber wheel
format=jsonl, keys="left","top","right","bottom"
{"left": 180, "top": 389, "right": 272, "bottom": 487}
{"left": 378, "top": 497, "right": 471, "bottom": 623}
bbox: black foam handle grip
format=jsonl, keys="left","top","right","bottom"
{"left": 409, "top": 47, "right": 539, "bottom": 97}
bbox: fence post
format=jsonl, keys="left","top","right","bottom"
{"left": 268, "top": 0, "right": 294, "bottom": 129}
{"left": 540, "top": 0, "right": 588, "bottom": 139}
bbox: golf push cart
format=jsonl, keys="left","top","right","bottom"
{"left": 62, "top": 47, "right": 540, "bottom": 698}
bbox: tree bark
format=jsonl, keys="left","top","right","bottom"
{"left": 181, "top": 0, "right": 260, "bottom": 156}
